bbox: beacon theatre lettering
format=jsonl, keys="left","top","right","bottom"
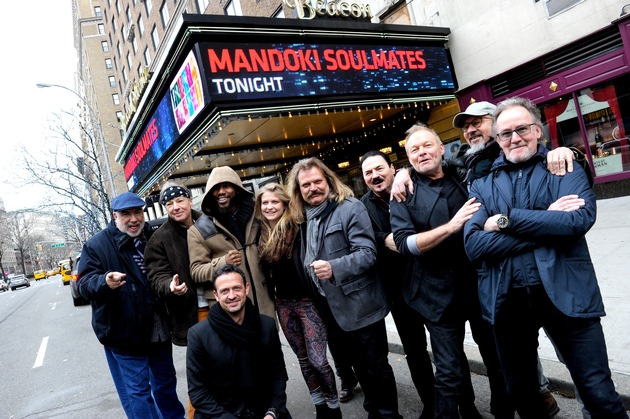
{"left": 282, "top": 0, "right": 373, "bottom": 20}
{"left": 200, "top": 42, "right": 455, "bottom": 101}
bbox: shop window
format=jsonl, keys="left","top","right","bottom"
{"left": 540, "top": 76, "right": 630, "bottom": 178}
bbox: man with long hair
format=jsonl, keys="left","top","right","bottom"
{"left": 287, "top": 157, "right": 401, "bottom": 419}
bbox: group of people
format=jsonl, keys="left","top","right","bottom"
{"left": 77, "top": 96, "right": 627, "bottom": 419}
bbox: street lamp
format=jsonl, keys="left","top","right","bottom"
{"left": 36, "top": 83, "right": 117, "bottom": 197}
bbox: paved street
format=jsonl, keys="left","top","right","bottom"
{"left": 2, "top": 195, "right": 629, "bottom": 418}
{"left": 0, "top": 274, "right": 587, "bottom": 418}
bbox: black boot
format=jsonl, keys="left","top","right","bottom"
{"left": 315, "top": 404, "right": 328, "bottom": 419}
{"left": 339, "top": 376, "right": 358, "bottom": 403}
{"left": 328, "top": 407, "right": 342, "bottom": 419}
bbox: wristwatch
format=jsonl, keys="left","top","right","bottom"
{"left": 497, "top": 214, "right": 509, "bottom": 230}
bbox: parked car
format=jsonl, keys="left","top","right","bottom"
{"left": 9, "top": 274, "right": 30, "bottom": 291}
{"left": 0, "top": 280, "right": 8, "bottom": 292}
{"left": 69, "top": 254, "right": 88, "bottom": 306}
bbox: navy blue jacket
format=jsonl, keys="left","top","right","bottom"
{"left": 78, "top": 221, "right": 155, "bottom": 354}
{"left": 464, "top": 145, "right": 604, "bottom": 324}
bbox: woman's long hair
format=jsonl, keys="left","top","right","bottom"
{"left": 255, "top": 183, "right": 298, "bottom": 263}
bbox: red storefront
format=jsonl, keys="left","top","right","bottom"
{"left": 456, "top": 14, "right": 630, "bottom": 198}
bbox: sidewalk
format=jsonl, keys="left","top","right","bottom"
{"left": 384, "top": 194, "right": 630, "bottom": 407}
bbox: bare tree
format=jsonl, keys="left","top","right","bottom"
{"left": 0, "top": 209, "right": 11, "bottom": 279}
{"left": 18, "top": 110, "right": 111, "bottom": 237}
{"left": 5, "top": 212, "right": 44, "bottom": 275}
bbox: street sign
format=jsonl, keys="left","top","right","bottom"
{"left": 51, "top": 243, "right": 65, "bottom": 249}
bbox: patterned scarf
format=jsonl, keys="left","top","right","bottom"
{"left": 258, "top": 222, "right": 297, "bottom": 264}
{"left": 303, "top": 200, "right": 332, "bottom": 296}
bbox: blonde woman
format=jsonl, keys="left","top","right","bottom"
{"left": 255, "top": 183, "right": 341, "bottom": 419}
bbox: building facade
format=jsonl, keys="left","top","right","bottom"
{"left": 74, "top": 0, "right": 630, "bottom": 207}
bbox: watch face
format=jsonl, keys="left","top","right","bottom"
{"left": 497, "top": 216, "right": 509, "bottom": 229}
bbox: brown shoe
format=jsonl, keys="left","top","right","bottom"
{"left": 540, "top": 389, "right": 560, "bottom": 418}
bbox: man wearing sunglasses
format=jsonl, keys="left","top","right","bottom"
{"left": 464, "top": 97, "right": 626, "bottom": 419}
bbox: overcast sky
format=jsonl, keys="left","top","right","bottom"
{"left": 0, "top": 1, "right": 78, "bottom": 212}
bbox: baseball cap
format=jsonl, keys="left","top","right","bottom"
{"left": 452, "top": 101, "right": 497, "bottom": 128}
{"left": 111, "top": 192, "right": 146, "bottom": 211}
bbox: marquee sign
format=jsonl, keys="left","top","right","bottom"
{"left": 199, "top": 42, "right": 455, "bottom": 102}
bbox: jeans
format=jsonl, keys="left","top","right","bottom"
{"left": 324, "top": 303, "right": 401, "bottom": 419}
{"left": 493, "top": 285, "right": 627, "bottom": 419}
{"left": 424, "top": 316, "right": 475, "bottom": 419}
{"left": 105, "top": 342, "right": 185, "bottom": 419}
{"left": 389, "top": 288, "right": 435, "bottom": 410}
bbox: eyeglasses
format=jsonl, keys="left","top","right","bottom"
{"left": 461, "top": 117, "right": 487, "bottom": 131}
{"left": 496, "top": 123, "right": 537, "bottom": 142}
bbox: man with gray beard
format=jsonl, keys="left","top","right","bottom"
{"left": 79, "top": 192, "right": 184, "bottom": 419}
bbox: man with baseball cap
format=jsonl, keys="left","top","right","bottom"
{"left": 390, "top": 101, "right": 581, "bottom": 418}
{"left": 79, "top": 191, "right": 185, "bottom": 418}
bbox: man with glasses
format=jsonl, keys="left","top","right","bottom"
{"left": 464, "top": 97, "right": 627, "bottom": 419}
{"left": 391, "top": 101, "right": 579, "bottom": 418}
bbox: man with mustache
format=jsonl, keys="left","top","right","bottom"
{"left": 78, "top": 192, "right": 185, "bottom": 418}
{"left": 464, "top": 97, "right": 626, "bottom": 419}
{"left": 360, "top": 150, "right": 436, "bottom": 418}
{"left": 287, "top": 157, "right": 401, "bottom": 419}
{"left": 187, "top": 166, "right": 275, "bottom": 318}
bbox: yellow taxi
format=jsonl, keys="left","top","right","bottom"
{"left": 59, "top": 260, "right": 73, "bottom": 285}
{"left": 34, "top": 270, "right": 46, "bottom": 281}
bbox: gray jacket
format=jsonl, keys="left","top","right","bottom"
{"left": 299, "top": 197, "right": 389, "bottom": 331}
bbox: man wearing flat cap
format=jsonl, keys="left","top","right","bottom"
{"left": 79, "top": 191, "right": 185, "bottom": 419}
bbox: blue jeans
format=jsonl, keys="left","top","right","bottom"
{"left": 424, "top": 316, "right": 475, "bottom": 419}
{"left": 493, "top": 285, "right": 627, "bottom": 419}
{"left": 105, "top": 342, "right": 185, "bottom": 419}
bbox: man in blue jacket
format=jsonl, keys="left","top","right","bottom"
{"left": 79, "top": 192, "right": 185, "bottom": 419}
{"left": 464, "top": 97, "right": 627, "bottom": 419}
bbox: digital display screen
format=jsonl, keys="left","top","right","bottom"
{"left": 199, "top": 41, "right": 455, "bottom": 101}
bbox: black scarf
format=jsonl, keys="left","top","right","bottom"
{"left": 208, "top": 297, "right": 262, "bottom": 351}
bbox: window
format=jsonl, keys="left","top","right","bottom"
{"left": 138, "top": 16, "right": 144, "bottom": 36}
{"left": 109, "top": 76, "right": 117, "bottom": 87}
{"left": 121, "top": 23, "right": 125, "bottom": 40}
{"left": 126, "top": 6, "right": 132, "bottom": 22}
{"left": 98, "top": 23, "right": 106, "bottom": 34}
{"left": 160, "top": 4, "right": 170, "bottom": 28}
{"left": 115, "top": 0, "right": 120, "bottom": 15}
{"left": 122, "top": 67, "right": 128, "bottom": 83}
{"left": 151, "top": 26, "right": 159, "bottom": 49}
{"left": 197, "top": 0, "right": 209, "bottom": 13}
{"left": 144, "top": 47, "right": 152, "bottom": 66}
{"left": 113, "top": 93, "right": 120, "bottom": 105}
{"left": 117, "top": 42, "right": 122, "bottom": 58}
{"left": 146, "top": 0, "right": 153, "bottom": 16}
{"left": 225, "top": 0, "right": 242, "bottom": 16}
{"left": 132, "top": 37, "right": 138, "bottom": 54}
{"left": 116, "top": 111, "right": 123, "bottom": 123}
{"left": 540, "top": 74, "right": 630, "bottom": 178}
{"left": 105, "top": 58, "right": 113, "bottom": 69}
{"left": 544, "top": 0, "right": 584, "bottom": 18}
{"left": 111, "top": 16, "right": 116, "bottom": 33}
{"left": 126, "top": 52, "right": 132, "bottom": 69}
{"left": 101, "top": 41, "right": 109, "bottom": 52}
{"left": 94, "top": 6, "right": 102, "bottom": 17}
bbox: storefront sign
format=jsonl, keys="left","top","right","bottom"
{"left": 200, "top": 42, "right": 454, "bottom": 102}
{"left": 283, "top": 0, "right": 372, "bottom": 20}
{"left": 121, "top": 66, "right": 151, "bottom": 131}
{"left": 124, "top": 93, "right": 179, "bottom": 188}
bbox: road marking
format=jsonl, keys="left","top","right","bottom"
{"left": 33, "top": 336, "right": 49, "bottom": 368}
